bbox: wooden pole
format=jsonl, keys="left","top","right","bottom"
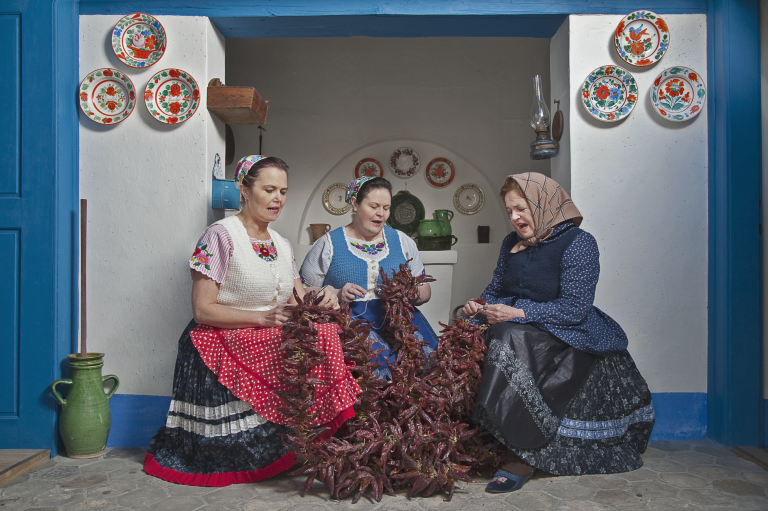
{"left": 80, "top": 199, "right": 87, "bottom": 358}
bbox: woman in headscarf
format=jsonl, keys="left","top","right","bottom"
{"left": 300, "top": 176, "right": 439, "bottom": 378}
{"left": 144, "top": 156, "right": 361, "bottom": 486}
{"left": 461, "top": 172, "right": 654, "bottom": 492}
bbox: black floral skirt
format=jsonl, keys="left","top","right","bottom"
{"left": 144, "top": 320, "right": 293, "bottom": 486}
{"left": 473, "top": 322, "right": 654, "bottom": 476}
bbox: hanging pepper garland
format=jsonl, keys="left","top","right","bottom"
{"left": 278, "top": 263, "right": 507, "bottom": 503}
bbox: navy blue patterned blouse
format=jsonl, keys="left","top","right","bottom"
{"left": 480, "top": 222, "right": 628, "bottom": 354}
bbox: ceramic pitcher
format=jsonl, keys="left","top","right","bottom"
{"left": 434, "top": 209, "right": 454, "bottom": 236}
{"left": 310, "top": 223, "right": 331, "bottom": 243}
{"left": 51, "top": 353, "right": 119, "bottom": 458}
{"left": 417, "top": 219, "right": 442, "bottom": 237}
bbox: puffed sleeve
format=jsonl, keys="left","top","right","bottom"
{"left": 398, "top": 231, "right": 425, "bottom": 276}
{"left": 478, "top": 232, "right": 520, "bottom": 307}
{"left": 299, "top": 234, "right": 333, "bottom": 288}
{"left": 189, "top": 224, "right": 233, "bottom": 284}
{"left": 281, "top": 237, "right": 300, "bottom": 280}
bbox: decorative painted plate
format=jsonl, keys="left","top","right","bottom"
{"left": 144, "top": 69, "right": 201, "bottom": 125}
{"left": 112, "top": 13, "right": 167, "bottom": 69}
{"left": 389, "top": 147, "right": 420, "bottom": 178}
{"left": 78, "top": 68, "right": 136, "bottom": 125}
{"left": 387, "top": 190, "right": 425, "bottom": 234}
{"left": 323, "top": 183, "right": 351, "bottom": 215}
{"left": 425, "top": 158, "right": 456, "bottom": 188}
{"left": 650, "top": 66, "right": 706, "bottom": 122}
{"left": 614, "top": 11, "right": 669, "bottom": 67}
{"left": 355, "top": 158, "right": 384, "bottom": 178}
{"left": 581, "top": 65, "right": 638, "bottom": 122}
{"left": 453, "top": 184, "right": 485, "bottom": 215}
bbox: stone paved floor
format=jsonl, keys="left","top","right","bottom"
{"left": 1, "top": 441, "right": 767, "bottom": 510}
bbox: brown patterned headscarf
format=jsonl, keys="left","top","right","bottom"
{"left": 508, "top": 173, "right": 583, "bottom": 253}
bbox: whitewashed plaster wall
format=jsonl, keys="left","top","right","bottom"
{"left": 79, "top": 15, "right": 226, "bottom": 395}
{"left": 225, "top": 37, "right": 551, "bottom": 321}
{"left": 561, "top": 15, "right": 708, "bottom": 393}
{"left": 761, "top": 0, "right": 768, "bottom": 399}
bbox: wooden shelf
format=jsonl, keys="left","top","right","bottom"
{"left": 207, "top": 78, "right": 268, "bottom": 124}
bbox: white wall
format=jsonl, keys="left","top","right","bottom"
{"left": 79, "top": 16, "right": 225, "bottom": 395}
{"left": 561, "top": 15, "right": 708, "bottom": 393}
{"left": 225, "top": 36, "right": 552, "bottom": 322}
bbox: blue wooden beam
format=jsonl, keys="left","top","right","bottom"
{"left": 707, "top": 0, "right": 763, "bottom": 446}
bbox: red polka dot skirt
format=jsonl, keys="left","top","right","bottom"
{"left": 190, "top": 323, "right": 362, "bottom": 427}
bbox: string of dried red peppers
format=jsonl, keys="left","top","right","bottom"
{"left": 279, "top": 264, "right": 506, "bottom": 503}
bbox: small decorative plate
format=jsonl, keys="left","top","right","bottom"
{"left": 389, "top": 147, "right": 420, "bottom": 178}
{"left": 387, "top": 190, "right": 425, "bottom": 234}
{"left": 144, "top": 69, "right": 201, "bottom": 124}
{"left": 355, "top": 158, "right": 384, "bottom": 178}
{"left": 453, "top": 184, "right": 485, "bottom": 215}
{"left": 78, "top": 68, "right": 136, "bottom": 125}
{"left": 112, "top": 13, "right": 167, "bottom": 68}
{"left": 425, "top": 158, "right": 456, "bottom": 188}
{"left": 323, "top": 183, "right": 351, "bottom": 215}
{"left": 650, "top": 66, "right": 706, "bottom": 121}
{"left": 614, "top": 11, "right": 670, "bottom": 67}
{"left": 581, "top": 65, "right": 638, "bottom": 122}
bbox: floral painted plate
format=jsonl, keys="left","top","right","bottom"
{"left": 453, "top": 184, "right": 485, "bottom": 215}
{"left": 144, "top": 68, "right": 201, "bottom": 125}
{"left": 650, "top": 66, "right": 706, "bottom": 121}
{"left": 112, "top": 13, "right": 167, "bottom": 68}
{"left": 389, "top": 147, "right": 420, "bottom": 178}
{"left": 355, "top": 158, "right": 384, "bottom": 178}
{"left": 78, "top": 68, "right": 136, "bottom": 125}
{"left": 614, "top": 11, "right": 670, "bottom": 67}
{"left": 323, "top": 183, "right": 351, "bottom": 215}
{"left": 581, "top": 65, "right": 638, "bottom": 122}
{"left": 425, "top": 158, "right": 455, "bottom": 188}
{"left": 387, "top": 190, "right": 425, "bottom": 234}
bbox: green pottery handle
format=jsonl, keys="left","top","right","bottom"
{"left": 450, "top": 235, "right": 458, "bottom": 246}
{"left": 51, "top": 379, "right": 72, "bottom": 406}
{"left": 103, "top": 375, "right": 120, "bottom": 400}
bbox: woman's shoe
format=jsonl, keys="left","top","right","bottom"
{"left": 485, "top": 469, "right": 534, "bottom": 493}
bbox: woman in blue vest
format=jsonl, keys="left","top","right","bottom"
{"left": 301, "top": 176, "right": 439, "bottom": 378}
{"left": 461, "top": 172, "right": 654, "bottom": 492}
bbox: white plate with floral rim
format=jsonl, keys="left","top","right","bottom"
{"left": 453, "top": 184, "right": 485, "bottom": 215}
{"left": 144, "top": 68, "right": 201, "bottom": 125}
{"left": 650, "top": 66, "right": 706, "bottom": 122}
{"left": 581, "top": 65, "right": 638, "bottom": 122}
{"left": 614, "top": 11, "right": 669, "bottom": 67}
{"left": 112, "top": 13, "right": 167, "bottom": 69}
{"left": 323, "top": 183, "right": 351, "bottom": 215}
{"left": 389, "top": 147, "right": 420, "bottom": 178}
{"left": 78, "top": 68, "right": 136, "bottom": 125}
{"left": 354, "top": 158, "right": 384, "bottom": 178}
{"left": 425, "top": 158, "right": 456, "bottom": 188}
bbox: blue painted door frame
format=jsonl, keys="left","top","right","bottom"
{"left": 11, "top": 0, "right": 756, "bottom": 452}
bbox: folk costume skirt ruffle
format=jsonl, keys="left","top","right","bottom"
{"left": 473, "top": 322, "right": 655, "bottom": 476}
{"left": 144, "top": 320, "right": 360, "bottom": 487}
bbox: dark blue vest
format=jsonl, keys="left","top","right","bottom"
{"left": 502, "top": 225, "right": 581, "bottom": 303}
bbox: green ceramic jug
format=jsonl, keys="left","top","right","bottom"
{"left": 417, "top": 219, "right": 442, "bottom": 237}
{"left": 434, "top": 209, "right": 454, "bottom": 236}
{"left": 51, "top": 353, "right": 119, "bottom": 458}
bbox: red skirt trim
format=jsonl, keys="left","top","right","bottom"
{"left": 143, "top": 406, "right": 355, "bottom": 487}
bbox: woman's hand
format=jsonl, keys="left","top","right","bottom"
{"left": 315, "top": 287, "right": 340, "bottom": 310}
{"left": 461, "top": 299, "right": 485, "bottom": 317}
{"left": 338, "top": 283, "right": 367, "bottom": 302}
{"left": 257, "top": 304, "right": 294, "bottom": 327}
{"left": 484, "top": 304, "right": 525, "bottom": 325}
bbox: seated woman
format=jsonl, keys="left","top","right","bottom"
{"left": 144, "top": 156, "right": 361, "bottom": 487}
{"left": 300, "top": 176, "right": 439, "bottom": 378}
{"left": 463, "top": 172, "right": 654, "bottom": 492}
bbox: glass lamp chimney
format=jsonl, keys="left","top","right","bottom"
{"left": 529, "top": 75, "right": 558, "bottom": 160}
{"left": 530, "top": 75, "right": 550, "bottom": 129}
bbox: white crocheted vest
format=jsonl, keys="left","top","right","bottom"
{"left": 215, "top": 216, "right": 294, "bottom": 311}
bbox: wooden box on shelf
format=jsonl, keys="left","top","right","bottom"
{"left": 207, "top": 78, "right": 268, "bottom": 124}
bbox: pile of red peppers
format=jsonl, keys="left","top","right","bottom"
{"left": 278, "top": 263, "right": 505, "bottom": 503}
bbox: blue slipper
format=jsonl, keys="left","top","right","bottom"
{"left": 485, "top": 469, "right": 534, "bottom": 493}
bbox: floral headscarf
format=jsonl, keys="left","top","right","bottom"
{"left": 508, "top": 173, "right": 583, "bottom": 253}
{"left": 345, "top": 176, "right": 373, "bottom": 204}
{"left": 235, "top": 155, "right": 266, "bottom": 186}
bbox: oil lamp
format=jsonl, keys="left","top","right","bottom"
{"left": 529, "top": 75, "right": 559, "bottom": 160}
